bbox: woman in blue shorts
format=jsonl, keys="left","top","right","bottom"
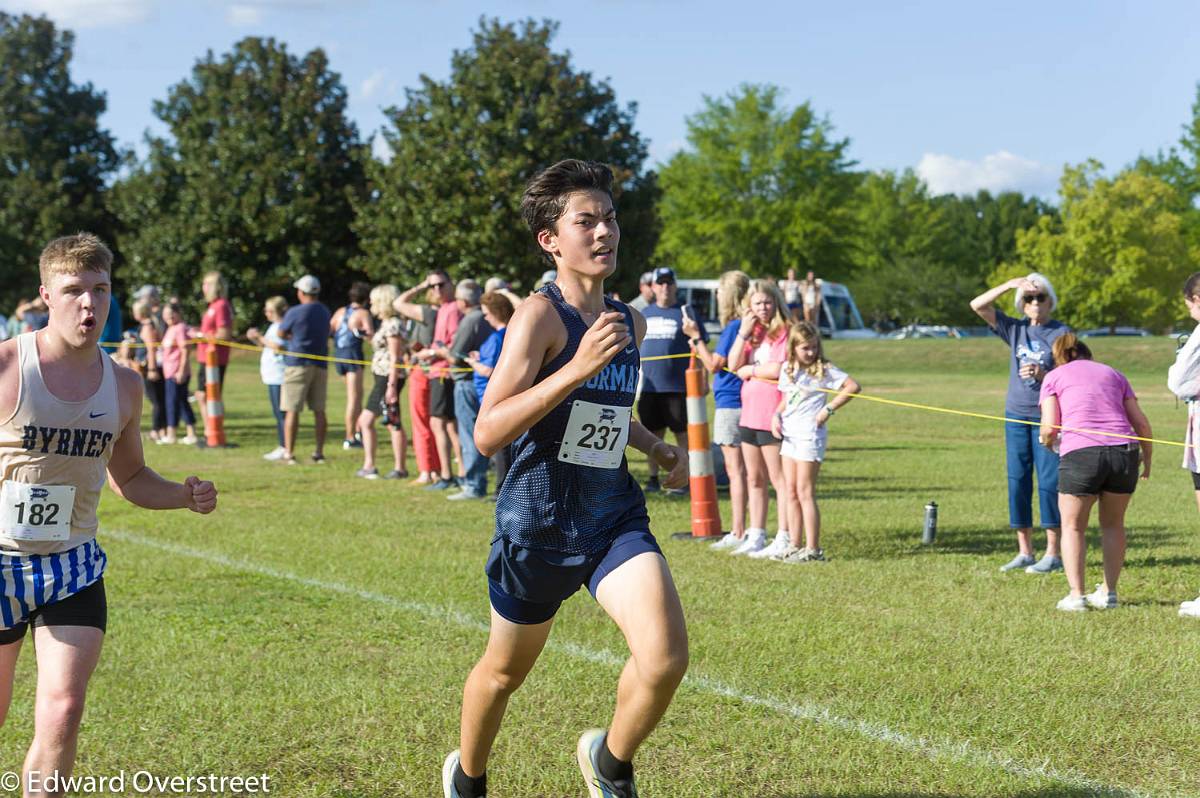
{"left": 442, "top": 160, "right": 689, "bottom": 798}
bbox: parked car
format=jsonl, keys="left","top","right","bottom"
{"left": 675, "top": 278, "right": 878, "bottom": 339}
{"left": 1078, "top": 327, "right": 1152, "bottom": 338}
{"left": 883, "top": 324, "right": 965, "bottom": 340}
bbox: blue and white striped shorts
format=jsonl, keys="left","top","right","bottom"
{"left": 0, "top": 540, "right": 107, "bottom": 630}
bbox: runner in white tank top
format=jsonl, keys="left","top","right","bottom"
{"left": 0, "top": 234, "right": 217, "bottom": 795}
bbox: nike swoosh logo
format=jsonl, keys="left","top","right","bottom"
{"left": 89, "top": 411, "right": 106, "bottom": 418}
{"left": 624, "top": 346, "right": 636, "bottom": 354}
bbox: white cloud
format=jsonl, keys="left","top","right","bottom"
{"left": 917, "top": 150, "right": 1059, "bottom": 198}
{"left": 226, "top": 3, "right": 262, "bottom": 26}
{"left": 359, "top": 69, "right": 387, "bottom": 101}
{"left": 370, "top": 132, "right": 393, "bottom": 163}
{"left": 0, "top": 0, "right": 155, "bottom": 28}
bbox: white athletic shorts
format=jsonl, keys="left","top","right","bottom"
{"left": 781, "top": 431, "right": 827, "bottom": 462}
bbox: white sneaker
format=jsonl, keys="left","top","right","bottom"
{"left": 1056, "top": 594, "right": 1088, "bottom": 612}
{"left": 709, "top": 533, "right": 741, "bottom": 550}
{"left": 263, "top": 446, "right": 286, "bottom": 461}
{"left": 749, "top": 531, "right": 790, "bottom": 559}
{"left": 730, "top": 530, "right": 766, "bottom": 556}
{"left": 1180, "top": 596, "right": 1200, "bottom": 617}
{"left": 1085, "top": 584, "right": 1118, "bottom": 610}
{"left": 770, "top": 544, "right": 802, "bottom": 561}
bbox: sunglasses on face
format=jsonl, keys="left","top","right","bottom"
{"left": 428, "top": 281, "right": 447, "bottom": 289}
{"left": 1025, "top": 293, "right": 1047, "bottom": 304}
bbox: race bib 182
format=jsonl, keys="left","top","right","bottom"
{"left": 0, "top": 482, "right": 75, "bottom": 542}
{"left": 558, "top": 400, "right": 631, "bottom": 469}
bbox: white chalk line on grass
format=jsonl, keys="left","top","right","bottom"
{"left": 106, "top": 529, "right": 1151, "bottom": 798}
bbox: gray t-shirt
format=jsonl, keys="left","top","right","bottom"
{"left": 450, "top": 308, "right": 494, "bottom": 382}
{"left": 991, "top": 311, "right": 1070, "bottom": 417}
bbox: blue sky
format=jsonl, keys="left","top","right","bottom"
{"left": 5, "top": 0, "right": 1200, "bottom": 198}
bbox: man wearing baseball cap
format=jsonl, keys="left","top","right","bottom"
{"left": 639, "top": 267, "right": 707, "bottom": 494}
{"left": 277, "top": 274, "right": 332, "bottom": 465}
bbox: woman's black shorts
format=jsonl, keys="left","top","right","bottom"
{"left": 1058, "top": 444, "right": 1140, "bottom": 496}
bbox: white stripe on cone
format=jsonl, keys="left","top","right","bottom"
{"left": 688, "top": 450, "right": 713, "bottom": 478}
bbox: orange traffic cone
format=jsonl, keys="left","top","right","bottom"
{"left": 204, "top": 344, "right": 226, "bottom": 447}
{"left": 672, "top": 354, "right": 724, "bottom": 540}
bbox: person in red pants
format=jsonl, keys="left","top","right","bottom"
{"left": 395, "top": 275, "right": 449, "bottom": 484}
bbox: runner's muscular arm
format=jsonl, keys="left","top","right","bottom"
{"left": 474, "top": 297, "right": 629, "bottom": 457}
{"left": 106, "top": 366, "right": 217, "bottom": 512}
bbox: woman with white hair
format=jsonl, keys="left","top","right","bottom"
{"left": 971, "top": 273, "right": 1070, "bottom": 574}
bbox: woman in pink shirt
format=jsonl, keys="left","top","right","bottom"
{"left": 160, "top": 302, "right": 198, "bottom": 445}
{"left": 726, "top": 280, "right": 793, "bottom": 557}
{"left": 1039, "top": 333, "right": 1152, "bottom": 612}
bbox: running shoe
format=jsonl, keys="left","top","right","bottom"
{"left": 383, "top": 469, "right": 408, "bottom": 480}
{"left": 782, "top": 546, "right": 826, "bottom": 563}
{"left": 441, "top": 750, "right": 471, "bottom": 798}
{"left": 1085, "top": 584, "right": 1118, "bottom": 610}
{"left": 1179, "top": 596, "right": 1200, "bottom": 617}
{"left": 311, "top": 453, "right": 327, "bottom": 465}
{"left": 748, "top": 531, "right": 790, "bottom": 559}
{"left": 179, "top": 434, "right": 199, "bottom": 445}
{"left": 447, "top": 490, "right": 486, "bottom": 501}
{"left": 1056, "top": 594, "right": 1088, "bottom": 612}
{"left": 424, "top": 478, "right": 455, "bottom": 491}
{"left": 730, "top": 530, "right": 766, "bottom": 556}
{"left": 355, "top": 467, "right": 379, "bottom": 480}
{"left": 577, "top": 729, "right": 638, "bottom": 798}
{"left": 342, "top": 439, "right": 363, "bottom": 450}
{"left": 709, "top": 533, "right": 741, "bottom": 550}
{"left": 769, "top": 543, "right": 801, "bottom": 561}
{"left": 1024, "top": 555, "right": 1063, "bottom": 574}
{"left": 642, "top": 475, "right": 661, "bottom": 494}
{"left": 999, "top": 553, "right": 1037, "bottom": 572}
{"left": 263, "top": 446, "right": 287, "bottom": 461}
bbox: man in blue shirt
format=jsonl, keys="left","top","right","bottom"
{"left": 638, "top": 267, "right": 706, "bottom": 493}
{"left": 278, "top": 274, "right": 332, "bottom": 465}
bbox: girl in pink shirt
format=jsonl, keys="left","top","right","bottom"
{"left": 726, "top": 280, "right": 792, "bottom": 557}
{"left": 1039, "top": 333, "right": 1152, "bottom": 612}
{"left": 160, "top": 303, "right": 198, "bottom": 445}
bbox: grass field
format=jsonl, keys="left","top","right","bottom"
{"left": 2, "top": 336, "right": 1198, "bottom": 797}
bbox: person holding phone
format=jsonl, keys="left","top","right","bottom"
{"left": 637, "top": 267, "right": 707, "bottom": 495}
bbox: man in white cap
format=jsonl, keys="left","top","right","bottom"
{"left": 277, "top": 274, "right": 332, "bottom": 465}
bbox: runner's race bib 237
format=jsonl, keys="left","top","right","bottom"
{"left": 0, "top": 482, "right": 75, "bottom": 541}
{"left": 558, "top": 400, "right": 631, "bottom": 469}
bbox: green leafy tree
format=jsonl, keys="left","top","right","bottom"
{"left": 848, "top": 170, "right": 1056, "bottom": 327}
{"left": 848, "top": 170, "right": 970, "bottom": 325}
{"left": 0, "top": 12, "right": 120, "bottom": 307}
{"left": 111, "top": 37, "right": 365, "bottom": 323}
{"left": 994, "top": 162, "right": 1197, "bottom": 332}
{"left": 937, "top": 190, "right": 1056, "bottom": 283}
{"left": 355, "top": 18, "right": 656, "bottom": 296}
{"left": 655, "top": 84, "right": 859, "bottom": 280}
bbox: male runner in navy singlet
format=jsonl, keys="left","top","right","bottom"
{"left": 443, "top": 161, "right": 689, "bottom": 798}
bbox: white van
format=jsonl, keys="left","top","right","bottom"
{"left": 674, "top": 278, "right": 878, "bottom": 339}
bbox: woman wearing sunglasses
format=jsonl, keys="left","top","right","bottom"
{"left": 970, "top": 273, "right": 1070, "bottom": 574}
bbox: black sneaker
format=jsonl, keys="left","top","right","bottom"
{"left": 643, "top": 475, "right": 661, "bottom": 494}
{"left": 311, "top": 453, "right": 327, "bottom": 464}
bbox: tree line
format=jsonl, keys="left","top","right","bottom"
{"left": 3, "top": 12, "right": 1198, "bottom": 331}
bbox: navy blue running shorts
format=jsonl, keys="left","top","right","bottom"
{"left": 486, "top": 530, "right": 663, "bottom": 625}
